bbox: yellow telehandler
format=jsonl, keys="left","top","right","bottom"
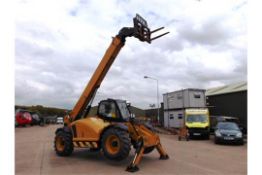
{"left": 54, "top": 14, "right": 169, "bottom": 172}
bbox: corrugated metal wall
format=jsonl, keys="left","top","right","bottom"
{"left": 206, "top": 91, "right": 247, "bottom": 131}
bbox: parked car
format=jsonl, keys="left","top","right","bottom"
{"left": 30, "top": 112, "right": 41, "bottom": 125}
{"left": 210, "top": 116, "right": 240, "bottom": 132}
{"left": 15, "top": 109, "right": 32, "bottom": 127}
{"left": 214, "top": 122, "right": 244, "bottom": 145}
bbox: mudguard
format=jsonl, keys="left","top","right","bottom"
{"left": 55, "top": 126, "right": 72, "bottom": 134}
{"left": 112, "top": 123, "right": 128, "bottom": 131}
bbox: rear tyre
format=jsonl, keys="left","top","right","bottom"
{"left": 239, "top": 140, "right": 244, "bottom": 145}
{"left": 54, "top": 130, "right": 74, "bottom": 156}
{"left": 102, "top": 127, "right": 131, "bottom": 161}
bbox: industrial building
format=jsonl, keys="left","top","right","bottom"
{"left": 206, "top": 81, "right": 247, "bottom": 131}
{"left": 160, "top": 81, "right": 247, "bottom": 130}
{"left": 163, "top": 89, "right": 207, "bottom": 128}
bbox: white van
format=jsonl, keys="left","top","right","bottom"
{"left": 56, "top": 117, "right": 64, "bottom": 124}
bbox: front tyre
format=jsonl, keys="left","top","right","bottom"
{"left": 54, "top": 130, "right": 74, "bottom": 156}
{"left": 205, "top": 133, "right": 210, "bottom": 140}
{"left": 102, "top": 127, "right": 131, "bottom": 161}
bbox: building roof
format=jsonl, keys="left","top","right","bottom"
{"left": 163, "top": 88, "right": 206, "bottom": 95}
{"left": 206, "top": 81, "right": 247, "bottom": 96}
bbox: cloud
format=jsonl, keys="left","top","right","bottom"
{"left": 15, "top": 0, "right": 247, "bottom": 109}
{"left": 177, "top": 17, "right": 233, "bottom": 46}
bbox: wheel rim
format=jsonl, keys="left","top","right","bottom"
{"left": 56, "top": 136, "right": 65, "bottom": 152}
{"left": 105, "top": 135, "right": 120, "bottom": 155}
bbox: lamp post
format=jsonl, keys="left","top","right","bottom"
{"left": 144, "top": 75, "right": 159, "bottom": 124}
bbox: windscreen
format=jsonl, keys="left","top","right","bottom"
{"left": 186, "top": 115, "right": 208, "bottom": 123}
{"left": 217, "top": 122, "right": 239, "bottom": 130}
{"left": 117, "top": 101, "right": 130, "bottom": 120}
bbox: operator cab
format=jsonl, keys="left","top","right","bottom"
{"left": 97, "top": 99, "right": 131, "bottom": 122}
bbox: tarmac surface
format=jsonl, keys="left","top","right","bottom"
{"left": 15, "top": 125, "right": 247, "bottom": 175}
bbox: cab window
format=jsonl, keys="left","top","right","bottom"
{"left": 98, "top": 101, "right": 120, "bottom": 119}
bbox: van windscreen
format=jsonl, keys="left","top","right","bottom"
{"left": 186, "top": 115, "right": 208, "bottom": 123}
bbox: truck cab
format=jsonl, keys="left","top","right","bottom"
{"left": 185, "top": 108, "right": 210, "bottom": 139}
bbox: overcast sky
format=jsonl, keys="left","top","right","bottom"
{"left": 15, "top": 0, "right": 247, "bottom": 109}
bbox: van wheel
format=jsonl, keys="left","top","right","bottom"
{"left": 186, "top": 136, "right": 189, "bottom": 141}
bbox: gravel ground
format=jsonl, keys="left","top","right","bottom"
{"left": 15, "top": 125, "right": 247, "bottom": 175}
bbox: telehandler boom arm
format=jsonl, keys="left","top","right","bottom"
{"left": 70, "top": 36, "right": 124, "bottom": 121}
{"left": 68, "top": 14, "right": 169, "bottom": 122}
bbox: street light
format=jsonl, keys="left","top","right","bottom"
{"left": 144, "top": 75, "right": 160, "bottom": 124}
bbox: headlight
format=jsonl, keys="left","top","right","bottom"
{"left": 236, "top": 132, "right": 242, "bottom": 138}
{"left": 215, "top": 130, "right": 221, "bottom": 137}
